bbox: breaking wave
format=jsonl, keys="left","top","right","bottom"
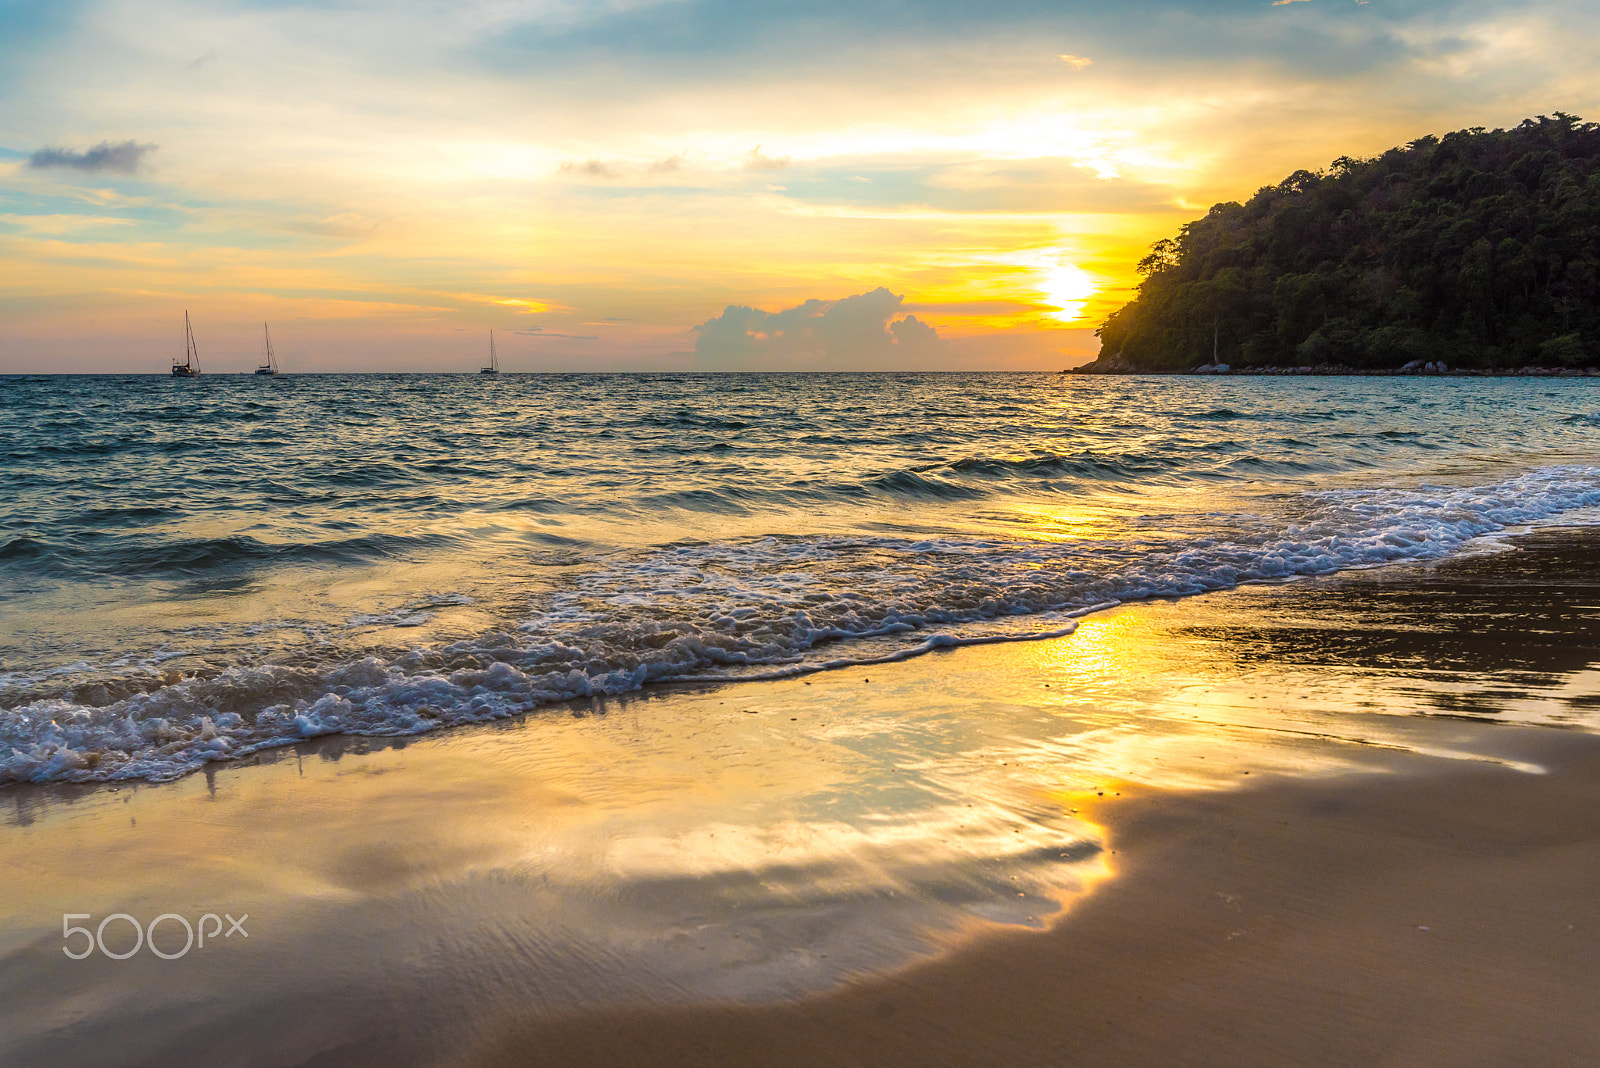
{"left": 5, "top": 465, "right": 1599, "bottom": 784}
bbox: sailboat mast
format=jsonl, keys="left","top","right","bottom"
{"left": 172, "top": 309, "right": 201, "bottom": 375}
{"left": 480, "top": 327, "right": 500, "bottom": 373}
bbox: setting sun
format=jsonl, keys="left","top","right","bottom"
{"left": 1040, "top": 262, "right": 1099, "bottom": 323}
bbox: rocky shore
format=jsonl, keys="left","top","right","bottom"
{"left": 1067, "top": 356, "right": 1600, "bottom": 377}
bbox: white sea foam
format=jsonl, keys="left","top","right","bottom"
{"left": 5, "top": 466, "right": 1600, "bottom": 785}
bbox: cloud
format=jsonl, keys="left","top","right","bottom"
{"left": 559, "top": 152, "right": 690, "bottom": 178}
{"left": 789, "top": 158, "right": 1180, "bottom": 214}
{"left": 0, "top": 213, "right": 139, "bottom": 236}
{"left": 692, "top": 287, "right": 944, "bottom": 369}
{"left": 561, "top": 158, "right": 619, "bottom": 177}
{"left": 744, "top": 145, "right": 790, "bottom": 170}
{"left": 1058, "top": 53, "right": 1093, "bottom": 68}
{"left": 513, "top": 328, "right": 599, "bottom": 340}
{"left": 28, "top": 140, "right": 157, "bottom": 174}
{"left": 904, "top": 299, "right": 1049, "bottom": 315}
{"left": 480, "top": 0, "right": 1538, "bottom": 94}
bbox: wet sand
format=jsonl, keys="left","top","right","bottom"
{"left": 7, "top": 529, "right": 1600, "bottom": 1067}
{"left": 467, "top": 728, "right": 1600, "bottom": 1068}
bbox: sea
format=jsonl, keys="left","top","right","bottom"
{"left": 3, "top": 371, "right": 1599, "bottom": 785}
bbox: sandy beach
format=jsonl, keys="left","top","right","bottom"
{"left": 6, "top": 528, "right": 1600, "bottom": 1067}
{"left": 469, "top": 729, "right": 1600, "bottom": 1068}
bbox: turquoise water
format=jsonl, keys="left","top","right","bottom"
{"left": 3, "top": 372, "right": 1599, "bottom": 782}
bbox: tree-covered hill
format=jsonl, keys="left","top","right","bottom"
{"left": 1089, "top": 114, "right": 1600, "bottom": 372}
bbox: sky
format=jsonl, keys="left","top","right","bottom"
{"left": 1, "top": 0, "right": 1597, "bottom": 373}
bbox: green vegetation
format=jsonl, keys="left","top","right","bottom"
{"left": 1091, "top": 114, "right": 1600, "bottom": 372}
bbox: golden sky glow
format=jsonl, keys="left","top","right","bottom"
{"left": 2, "top": 0, "right": 1598, "bottom": 371}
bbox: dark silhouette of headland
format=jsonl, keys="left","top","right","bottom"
{"left": 1074, "top": 115, "right": 1600, "bottom": 376}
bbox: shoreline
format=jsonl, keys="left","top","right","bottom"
{"left": 6, "top": 528, "right": 1600, "bottom": 1065}
{"left": 465, "top": 529, "right": 1600, "bottom": 1066}
{"left": 1066, "top": 363, "right": 1600, "bottom": 377}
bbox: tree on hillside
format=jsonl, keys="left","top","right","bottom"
{"left": 1092, "top": 115, "right": 1600, "bottom": 371}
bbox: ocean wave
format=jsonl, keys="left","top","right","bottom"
{"left": 940, "top": 452, "right": 1183, "bottom": 481}
{"left": 863, "top": 470, "right": 990, "bottom": 500}
{"left": 67, "top": 505, "right": 180, "bottom": 527}
{"left": 307, "top": 462, "right": 418, "bottom": 487}
{"left": 0, "top": 531, "right": 455, "bottom": 579}
{"left": 641, "top": 410, "right": 752, "bottom": 431}
{"left": 0, "top": 537, "right": 50, "bottom": 562}
{"left": 5, "top": 465, "right": 1600, "bottom": 785}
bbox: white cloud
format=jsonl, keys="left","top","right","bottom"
{"left": 692, "top": 287, "right": 944, "bottom": 369}
{"left": 743, "top": 145, "right": 791, "bottom": 170}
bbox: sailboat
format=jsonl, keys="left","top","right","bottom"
{"left": 480, "top": 330, "right": 499, "bottom": 374}
{"left": 172, "top": 311, "right": 200, "bottom": 377}
{"left": 255, "top": 323, "right": 280, "bottom": 375}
